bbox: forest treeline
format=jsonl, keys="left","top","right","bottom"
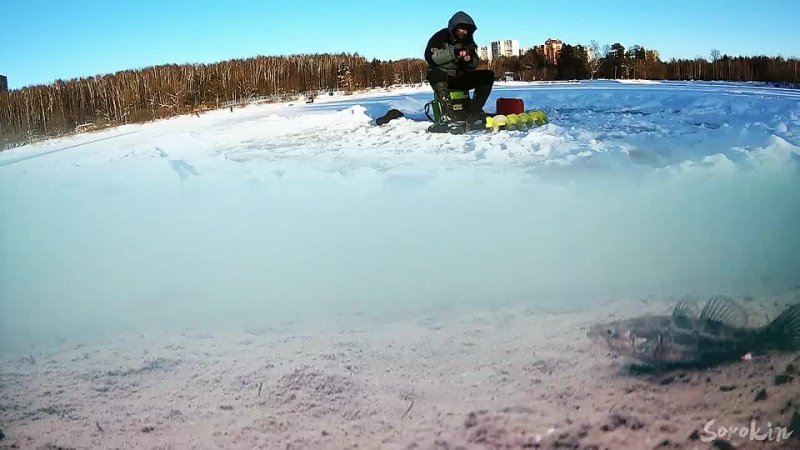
{"left": 489, "top": 42, "right": 799, "bottom": 84}
{"left": 0, "top": 53, "right": 426, "bottom": 149}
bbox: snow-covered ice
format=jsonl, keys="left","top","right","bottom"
{"left": 1, "top": 80, "right": 799, "bottom": 355}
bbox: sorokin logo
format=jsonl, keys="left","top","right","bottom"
{"left": 701, "top": 420, "right": 794, "bottom": 443}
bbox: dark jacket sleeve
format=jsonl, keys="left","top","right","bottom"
{"left": 425, "top": 30, "right": 457, "bottom": 67}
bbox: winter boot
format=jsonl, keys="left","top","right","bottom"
{"left": 465, "top": 110, "right": 489, "bottom": 131}
{"left": 431, "top": 82, "right": 455, "bottom": 123}
{"left": 427, "top": 82, "right": 464, "bottom": 133}
{"left": 462, "top": 83, "right": 492, "bottom": 130}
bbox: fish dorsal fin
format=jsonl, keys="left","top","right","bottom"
{"left": 672, "top": 298, "right": 700, "bottom": 328}
{"left": 699, "top": 296, "right": 748, "bottom": 332}
{"left": 765, "top": 304, "right": 800, "bottom": 350}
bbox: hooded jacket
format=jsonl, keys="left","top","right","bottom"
{"left": 424, "top": 11, "right": 480, "bottom": 77}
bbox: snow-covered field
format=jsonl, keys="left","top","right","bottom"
{"left": 1, "top": 80, "right": 799, "bottom": 353}
{"left": 2, "top": 80, "right": 800, "bottom": 450}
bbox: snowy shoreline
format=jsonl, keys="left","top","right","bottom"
{"left": 3, "top": 78, "right": 796, "bottom": 157}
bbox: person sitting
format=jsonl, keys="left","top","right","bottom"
{"left": 423, "top": 11, "right": 495, "bottom": 129}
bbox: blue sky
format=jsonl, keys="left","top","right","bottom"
{"left": 3, "top": 0, "right": 799, "bottom": 89}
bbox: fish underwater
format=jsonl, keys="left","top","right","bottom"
{"left": 588, "top": 296, "right": 800, "bottom": 369}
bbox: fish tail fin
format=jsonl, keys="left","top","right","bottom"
{"left": 763, "top": 304, "right": 800, "bottom": 350}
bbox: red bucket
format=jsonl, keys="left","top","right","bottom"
{"left": 496, "top": 98, "right": 524, "bottom": 115}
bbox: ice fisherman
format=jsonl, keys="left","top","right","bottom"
{"left": 424, "top": 11, "right": 495, "bottom": 129}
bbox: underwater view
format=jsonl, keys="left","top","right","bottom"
{"left": 1, "top": 80, "right": 799, "bottom": 449}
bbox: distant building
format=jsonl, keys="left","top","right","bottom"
{"left": 0, "top": 75, "right": 7, "bottom": 92}
{"left": 491, "top": 40, "right": 520, "bottom": 59}
{"left": 478, "top": 46, "right": 492, "bottom": 62}
{"left": 540, "top": 39, "right": 564, "bottom": 64}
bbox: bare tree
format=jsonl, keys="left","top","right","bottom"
{"left": 589, "top": 40, "right": 603, "bottom": 79}
{"left": 710, "top": 49, "right": 722, "bottom": 78}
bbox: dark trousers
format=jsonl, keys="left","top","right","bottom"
{"left": 427, "top": 69, "right": 495, "bottom": 114}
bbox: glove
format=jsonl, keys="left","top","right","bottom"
{"left": 449, "top": 43, "right": 465, "bottom": 60}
